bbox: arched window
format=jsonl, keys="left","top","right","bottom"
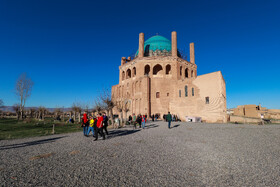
{"left": 133, "top": 67, "right": 136, "bottom": 77}
{"left": 185, "top": 85, "right": 188, "bottom": 97}
{"left": 180, "top": 66, "right": 182, "bottom": 76}
{"left": 122, "top": 71, "right": 125, "bottom": 80}
{"left": 206, "top": 97, "right": 209, "bottom": 104}
{"left": 156, "top": 92, "right": 160, "bottom": 98}
{"left": 144, "top": 65, "right": 150, "bottom": 75}
{"left": 191, "top": 70, "right": 194, "bottom": 77}
{"left": 166, "top": 64, "right": 171, "bottom": 75}
{"left": 192, "top": 88, "right": 194, "bottom": 96}
{"left": 185, "top": 68, "right": 189, "bottom": 78}
{"left": 153, "top": 64, "right": 163, "bottom": 75}
{"left": 126, "top": 69, "right": 131, "bottom": 79}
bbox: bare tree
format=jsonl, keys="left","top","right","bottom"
{"left": 38, "top": 106, "right": 47, "bottom": 120}
{"left": 83, "top": 103, "right": 90, "bottom": 114}
{"left": 100, "top": 89, "right": 115, "bottom": 120}
{"left": 72, "top": 103, "right": 82, "bottom": 122}
{"left": 15, "top": 73, "right": 34, "bottom": 120}
{"left": 54, "top": 107, "right": 62, "bottom": 120}
{"left": 61, "top": 106, "right": 65, "bottom": 122}
{"left": 13, "top": 104, "right": 20, "bottom": 120}
{"left": 123, "top": 99, "right": 130, "bottom": 124}
{"left": 115, "top": 101, "right": 123, "bottom": 126}
{"left": 93, "top": 99, "right": 104, "bottom": 114}
{"left": 29, "top": 108, "right": 36, "bottom": 118}
{"left": 115, "top": 99, "right": 130, "bottom": 127}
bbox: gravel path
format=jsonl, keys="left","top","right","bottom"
{"left": 1, "top": 122, "right": 280, "bottom": 186}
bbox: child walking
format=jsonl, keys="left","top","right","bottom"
{"left": 87, "top": 116, "right": 95, "bottom": 137}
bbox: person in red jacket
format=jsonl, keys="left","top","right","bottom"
{"left": 82, "top": 113, "right": 89, "bottom": 136}
{"left": 94, "top": 113, "right": 105, "bottom": 141}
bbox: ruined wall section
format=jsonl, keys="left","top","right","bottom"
{"left": 192, "top": 71, "right": 227, "bottom": 122}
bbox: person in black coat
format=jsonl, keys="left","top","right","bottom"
{"left": 102, "top": 112, "right": 109, "bottom": 135}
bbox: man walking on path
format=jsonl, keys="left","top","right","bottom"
{"left": 94, "top": 113, "right": 105, "bottom": 141}
{"left": 132, "top": 113, "right": 137, "bottom": 129}
{"left": 166, "top": 112, "right": 172, "bottom": 129}
{"left": 141, "top": 115, "right": 146, "bottom": 129}
{"left": 102, "top": 112, "right": 109, "bottom": 135}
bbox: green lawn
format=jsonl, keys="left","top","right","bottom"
{"left": 0, "top": 118, "right": 82, "bottom": 140}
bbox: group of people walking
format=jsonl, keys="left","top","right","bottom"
{"left": 127, "top": 113, "right": 147, "bottom": 129}
{"left": 81, "top": 112, "right": 109, "bottom": 141}
{"left": 83, "top": 111, "right": 175, "bottom": 139}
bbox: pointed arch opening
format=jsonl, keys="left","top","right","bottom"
{"left": 133, "top": 67, "right": 136, "bottom": 77}
{"left": 153, "top": 64, "right": 163, "bottom": 75}
{"left": 126, "top": 69, "right": 131, "bottom": 79}
{"left": 185, "top": 68, "right": 189, "bottom": 78}
{"left": 180, "top": 66, "right": 182, "bottom": 76}
{"left": 166, "top": 64, "right": 171, "bottom": 75}
{"left": 144, "top": 64, "right": 150, "bottom": 75}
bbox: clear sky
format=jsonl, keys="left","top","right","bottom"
{"left": 0, "top": 0, "right": 279, "bottom": 109}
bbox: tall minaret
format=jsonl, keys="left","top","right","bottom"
{"left": 190, "top": 42, "right": 195, "bottom": 64}
{"left": 138, "top": 33, "right": 144, "bottom": 57}
{"left": 171, "top": 31, "right": 177, "bottom": 57}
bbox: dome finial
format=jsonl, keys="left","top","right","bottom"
{"left": 156, "top": 33, "right": 159, "bottom": 35}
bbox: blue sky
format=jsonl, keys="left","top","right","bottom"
{"left": 0, "top": 0, "right": 279, "bottom": 109}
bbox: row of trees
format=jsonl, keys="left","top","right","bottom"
{"left": 3, "top": 72, "right": 132, "bottom": 125}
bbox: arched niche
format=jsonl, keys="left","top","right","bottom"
{"left": 185, "top": 68, "right": 189, "bottom": 78}
{"left": 126, "top": 69, "right": 131, "bottom": 79}
{"left": 166, "top": 64, "right": 171, "bottom": 75}
{"left": 144, "top": 64, "right": 150, "bottom": 75}
{"left": 133, "top": 67, "right": 136, "bottom": 77}
{"left": 153, "top": 64, "right": 163, "bottom": 75}
{"left": 180, "top": 66, "right": 182, "bottom": 76}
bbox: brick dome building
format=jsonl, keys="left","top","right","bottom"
{"left": 111, "top": 32, "right": 226, "bottom": 123}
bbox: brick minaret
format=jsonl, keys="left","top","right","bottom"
{"left": 190, "top": 43, "right": 195, "bottom": 64}
{"left": 171, "top": 31, "right": 177, "bottom": 57}
{"left": 138, "top": 33, "right": 144, "bottom": 57}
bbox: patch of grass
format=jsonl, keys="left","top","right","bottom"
{"left": 0, "top": 118, "right": 82, "bottom": 140}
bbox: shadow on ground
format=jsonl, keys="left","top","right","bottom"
{"left": 145, "top": 124, "right": 159, "bottom": 129}
{"left": 0, "top": 136, "right": 67, "bottom": 150}
{"left": 172, "top": 124, "right": 180, "bottom": 128}
{"left": 105, "top": 129, "right": 140, "bottom": 139}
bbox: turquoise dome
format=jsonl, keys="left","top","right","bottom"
{"left": 136, "top": 35, "right": 172, "bottom": 56}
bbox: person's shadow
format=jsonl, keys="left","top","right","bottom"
{"left": 172, "top": 124, "right": 180, "bottom": 128}
{"left": 0, "top": 136, "right": 67, "bottom": 150}
{"left": 145, "top": 124, "right": 159, "bottom": 129}
{"left": 106, "top": 129, "right": 140, "bottom": 139}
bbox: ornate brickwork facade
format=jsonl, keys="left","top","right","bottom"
{"left": 111, "top": 32, "right": 227, "bottom": 123}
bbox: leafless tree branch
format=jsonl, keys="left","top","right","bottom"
{"left": 15, "top": 73, "right": 34, "bottom": 120}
